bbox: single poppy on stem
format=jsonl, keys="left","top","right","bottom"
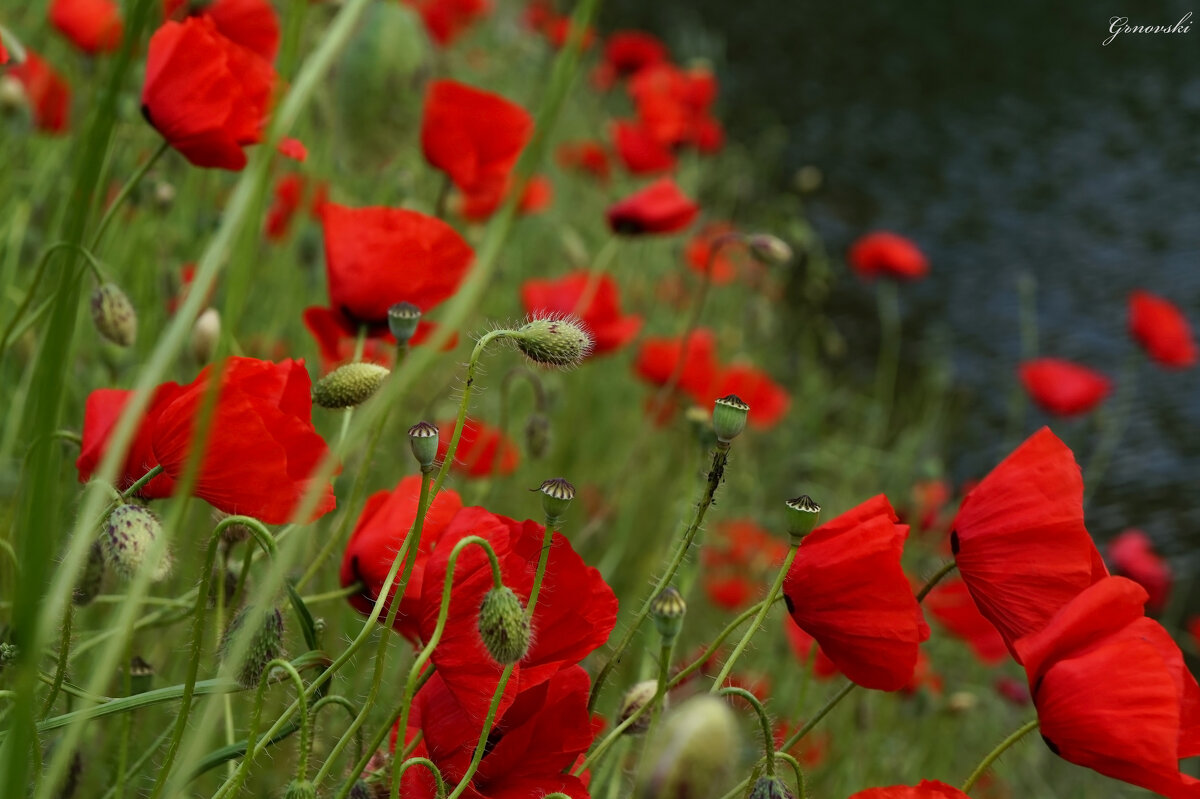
{"left": 49, "top": 0, "right": 123, "bottom": 54}
{"left": 1128, "top": 289, "right": 1197, "bottom": 369}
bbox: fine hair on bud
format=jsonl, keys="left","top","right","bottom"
{"left": 512, "top": 313, "right": 594, "bottom": 369}
{"left": 477, "top": 586, "right": 531, "bottom": 664}
{"left": 750, "top": 776, "right": 796, "bottom": 799}
{"left": 312, "top": 361, "right": 390, "bottom": 409}
{"left": 90, "top": 283, "right": 138, "bottom": 347}
{"left": 221, "top": 606, "right": 285, "bottom": 689}
{"left": 102, "top": 503, "right": 172, "bottom": 582}
{"left": 284, "top": 779, "right": 317, "bottom": 799}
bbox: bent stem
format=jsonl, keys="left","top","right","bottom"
{"left": 719, "top": 687, "right": 776, "bottom": 777}
{"left": 396, "top": 758, "right": 447, "bottom": 799}
{"left": 709, "top": 545, "right": 799, "bottom": 691}
{"left": 870, "top": 279, "right": 901, "bottom": 442}
{"left": 961, "top": 718, "right": 1039, "bottom": 793}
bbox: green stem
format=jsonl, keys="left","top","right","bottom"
{"left": 570, "top": 236, "right": 620, "bottom": 316}
{"left": 709, "top": 546, "right": 798, "bottom": 691}
{"left": 300, "top": 583, "right": 364, "bottom": 605}
{"left": 0, "top": 241, "right": 106, "bottom": 354}
{"left": 89, "top": 141, "right": 170, "bottom": 251}
{"left": 120, "top": 464, "right": 165, "bottom": 499}
{"left": 396, "top": 758, "right": 447, "bottom": 799}
{"left": 1084, "top": 351, "right": 1139, "bottom": 504}
{"left": 772, "top": 752, "right": 807, "bottom": 799}
{"left": 38, "top": 603, "right": 73, "bottom": 718}
{"left": 916, "top": 561, "right": 957, "bottom": 602}
{"left": 960, "top": 719, "right": 1039, "bottom": 793}
{"left": 99, "top": 725, "right": 174, "bottom": 799}
{"left": 224, "top": 658, "right": 310, "bottom": 797}
{"left": 311, "top": 696, "right": 364, "bottom": 769}
{"left": 669, "top": 598, "right": 780, "bottom": 690}
{"left": 718, "top": 688, "right": 775, "bottom": 777}
{"left": 871, "top": 279, "right": 901, "bottom": 441}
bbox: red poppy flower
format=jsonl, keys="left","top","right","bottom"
{"left": 849, "top": 781, "right": 971, "bottom": 799}
{"left": 627, "top": 63, "right": 718, "bottom": 149}
{"left": 612, "top": 118, "right": 676, "bottom": 175}
{"left": 415, "top": 506, "right": 618, "bottom": 721}
{"left": 403, "top": 0, "right": 491, "bottom": 46}
{"left": 339, "top": 475, "right": 464, "bottom": 643}
{"left": 319, "top": 202, "right": 474, "bottom": 329}
{"left": 301, "top": 307, "right": 452, "bottom": 372}
{"left": 606, "top": 177, "right": 699, "bottom": 235}
{"left": 436, "top": 419, "right": 519, "bottom": 478}
{"left": 520, "top": 271, "right": 642, "bottom": 356}
{"left": 400, "top": 665, "right": 596, "bottom": 799}
{"left": 1189, "top": 617, "right": 1200, "bottom": 649}
{"left": 1018, "top": 358, "right": 1111, "bottom": 416}
{"left": 421, "top": 80, "right": 533, "bottom": 196}
{"left": 781, "top": 618, "right": 841, "bottom": 680}
{"left": 634, "top": 328, "right": 719, "bottom": 403}
{"left": 707, "top": 364, "right": 790, "bottom": 429}
{"left": 264, "top": 174, "right": 305, "bottom": 241}
{"left": 1129, "top": 290, "right": 1197, "bottom": 369}
{"left": 684, "top": 222, "right": 746, "bottom": 285}
{"left": 555, "top": 141, "right": 611, "bottom": 182}
{"left": 76, "top": 383, "right": 186, "bottom": 497}
{"left": 782, "top": 495, "right": 930, "bottom": 691}
{"left": 848, "top": 231, "right": 929, "bottom": 281}
{"left": 923, "top": 577, "right": 1009, "bottom": 665}
{"left": 701, "top": 520, "right": 788, "bottom": 611}
{"left": 50, "top": 0, "right": 123, "bottom": 54}
{"left": 196, "top": 0, "right": 280, "bottom": 61}
{"left": 150, "top": 357, "right": 336, "bottom": 523}
{"left": 8, "top": 50, "right": 71, "bottom": 134}
{"left": 1015, "top": 577, "right": 1200, "bottom": 798}
{"left": 950, "top": 427, "right": 1107, "bottom": 659}
{"left": 141, "top": 17, "right": 276, "bottom": 170}
{"left": 603, "top": 31, "right": 668, "bottom": 78}
{"left": 1108, "top": 529, "right": 1172, "bottom": 614}
{"left": 456, "top": 175, "right": 553, "bottom": 221}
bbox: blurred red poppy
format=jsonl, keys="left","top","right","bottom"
{"left": 520, "top": 271, "right": 642, "bottom": 356}
{"left": 8, "top": 50, "right": 71, "bottom": 134}
{"left": 603, "top": 31, "right": 668, "bottom": 78}
{"left": 1129, "top": 290, "right": 1197, "bottom": 369}
{"left": 50, "top": 0, "right": 123, "bottom": 54}
{"left": 994, "top": 675, "right": 1031, "bottom": 706}
{"left": 923, "top": 577, "right": 1009, "bottom": 665}
{"left": 141, "top": 17, "right": 276, "bottom": 170}
{"left": 783, "top": 495, "right": 930, "bottom": 691}
{"left": 1018, "top": 358, "right": 1111, "bottom": 416}
{"left": 457, "top": 174, "right": 553, "bottom": 221}
{"left": 907, "top": 478, "right": 953, "bottom": 534}
{"left": 264, "top": 174, "right": 305, "bottom": 241}
{"left": 701, "top": 520, "right": 787, "bottom": 611}
{"left": 1108, "top": 529, "right": 1172, "bottom": 613}
{"left": 684, "top": 222, "right": 746, "bottom": 285}
{"left": 848, "top": 231, "right": 929, "bottom": 281}
{"left": 1015, "top": 577, "right": 1200, "bottom": 798}
{"left": 436, "top": 418, "right": 519, "bottom": 478}
{"left": 421, "top": 80, "right": 533, "bottom": 196}
{"left": 849, "top": 781, "right": 970, "bottom": 798}
{"left": 555, "top": 140, "right": 611, "bottom": 182}
{"left": 403, "top": 0, "right": 491, "bottom": 46}
{"left": 951, "top": 427, "right": 1107, "bottom": 659}
{"left": 76, "top": 383, "right": 185, "bottom": 497}
{"left": 634, "top": 328, "right": 719, "bottom": 403}
{"left": 628, "top": 62, "right": 719, "bottom": 150}
{"left": 707, "top": 364, "right": 791, "bottom": 429}
{"left": 606, "top": 177, "right": 698, "bottom": 235}
{"left": 612, "top": 118, "right": 676, "bottom": 175}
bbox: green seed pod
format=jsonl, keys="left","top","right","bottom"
{"left": 785, "top": 495, "right": 821, "bottom": 543}
{"left": 312, "top": 362, "right": 390, "bottom": 409}
{"left": 72, "top": 540, "right": 106, "bottom": 606}
{"left": 128, "top": 655, "right": 155, "bottom": 695}
{"left": 712, "top": 394, "right": 749, "bottom": 443}
{"left": 388, "top": 301, "right": 422, "bottom": 345}
{"left": 746, "top": 234, "right": 793, "bottom": 266}
{"left": 90, "top": 283, "right": 137, "bottom": 347}
{"left": 408, "top": 420, "right": 440, "bottom": 470}
{"left": 536, "top": 477, "right": 575, "bottom": 523}
{"left": 284, "top": 779, "right": 317, "bottom": 799}
{"left": 222, "top": 606, "right": 285, "bottom": 689}
{"left": 477, "top": 586, "right": 530, "bottom": 665}
{"left": 102, "top": 504, "right": 172, "bottom": 582}
{"left": 749, "top": 776, "right": 796, "bottom": 799}
{"left": 650, "top": 587, "right": 686, "bottom": 642}
{"left": 618, "top": 680, "right": 661, "bottom": 735}
{"left": 513, "top": 316, "right": 594, "bottom": 369}
{"left": 633, "top": 695, "right": 742, "bottom": 799}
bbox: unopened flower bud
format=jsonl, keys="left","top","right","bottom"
{"left": 128, "top": 655, "right": 154, "bottom": 695}
{"left": 72, "top": 540, "right": 106, "bottom": 606}
{"left": 90, "top": 283, "right": 137, "bottom": 347}
{"left": 746, "top": 234, "right": 793, "bottom": 266}
{"left": 0, "top": 75, "right": 26, "bottom": 115}
{"left": 750, "top": 776, "right": 796, "bottom": 799}
{"left": 0, "top": 642, "right": 18, "bottom": 672}
{"left": 153, "top": 180, "right": 176, "bottom": 209}
{"left": 477, "top": 586, "right": 530, "bottom": 665}
{"left": 712, "top": 394, "right": 749, "bottom": 443}
{"left": 537, "top": 477, "right": 575, "bottom": 523}
{"left": 284, "top": 779, "right": 317, "bottom": 799}
{"left": 222, "top": 606, "right": 285, "bottom": 689}
{"left": 190, "top": 307, "right": 220, "bottom": 363}
{"left": 513, "top": 316, "right": 593, "bottom": 368}
{"left": 618, "top": 680, "right": 662, "bottom": 734}
{"left": 525, "top": 412, "right": 551, "bottom": 459}
{"left": 634, "top": 695, "right": 742, "bottom": 799}
{"left": 947, "top": 691, "right": 978, "bottom": 714}
{"left": 408, "top": 421, "right": 439, "bottom": 470}
{"left": 312, "top": 362, "right": 390, "bottom": 409}
{"left": 785, "top": 495, "right": 821, "bottom": 542}
{"left": 212, "top": 509, "right": 251, "bottom": 545}
{"left": 387, "top": 302, "right": 422, "bottom": 344}
{"left": 102, "top": 504, "right": 172, "bottom": 582}
{"left": 650, "top": 587, "right": 686, "bottom": 642}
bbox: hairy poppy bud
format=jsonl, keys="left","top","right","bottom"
{"left": 750, "top": 776, "right": 795, "bottom": 799}
{"left": 634, "top": 695, "right": 742, "bottom": 799}
{"left": 90, "top": 283, "right": 137, "bottom": 347}
{"left": 477, "top": 586, "right": 530, "bottom": 665}
{"left": 191, "top": 307, "right": 220, "bottom": 363}
{"left": 618, "top": 680, "right": 661, "bottom": 734}
{"left": 102, "top": 504, "right": 172, "bottom": 582}
{"left": 222, "top": 606, "right": 285, "bottom": 689}
{"left": 784, "top": 495, "right": 821, "bottom": 542}
{"left": 312, "top": 362, "right": 390, "bottom": 409}
{"left": 712, "top": 394, "right": 749, "bottom": 443}
{"left": 513, "top": 316, "right": 593, "bottom": 368}
{"left": 746, "top": 234, "right": 793, "bottom": 266}
{"left": 650, "top": 586, "right": 686, "bottom": 642}
{"left": 537, "top": 477, "right": 575, "bottom": 523}
{"left": 0, "top": 642, "right": 18, "bottom": 672}
{"left": 408, "top": 421, "right": 439, "bottom": 470}
{"left": 284, "top": 779, "right": 317, "bottom": 799}
{"left": 72, "top": 540, "right": 105, "bottom": 606}
{"left": 525, "top": 412, "right": 551, "bottom": 459}
{"left": 388, "top": 301, "right": 422, "bottom": 345}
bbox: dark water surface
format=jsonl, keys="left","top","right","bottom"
{"left": 607, "top": 2, "right": 1200, "bottom": 570}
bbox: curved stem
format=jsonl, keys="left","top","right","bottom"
{"left": 225, "top": 658, "right": 310, "bottom": 798}
{"left": 120, "top": 464, "right": 165, "bottom": 500}
{"left": 311, "top": 696, "right": 364, "bottom": 769}
{"left": 0, "top": 241, "right": 107, "bottom": 354}
{"left": 669, "top": 597, "right": 781, "bottom": 690}
{"left": 334, "top": 672, "right": 432, "bottom": 799}
{"left": 710, "top": 546, "right": 799, "bottom": 691}
{"left": 90, "top": 140, "right": 170, "bottom": 251}
{"left": 961, "top": 718, "right": 1039, "bottom": 793}
{"left": 916, "top": 561, "right": 957, "bottom": 602}
{"left": 772, "top": 752, "right": 807, "bottom": 799}
{"left": 396, "top": 757, "right": 447, "bottom": 799}
{"left": 718, "top": 688, "right": 775, "bottom": 777}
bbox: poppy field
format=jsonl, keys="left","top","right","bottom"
{"left": 1, "top": 2, "right": 1199, "bottom": 799}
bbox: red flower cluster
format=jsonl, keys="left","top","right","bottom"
{"left": 50, "top": 0, "right": 123, "bottom": 54}
{"left": 556, "top": 140, "right": 611, "bottom": 182}
{"left": 685, "top": 222, "right": 748, "bottom": 285}
{"left": 1018, "top": 358, "right": 1110, "bottom": 416}
{"left": 627, "top": 62, "right": 723, "bottom": 153}
{"left": 520, "top": 271, "right": 642, "bottom": 356}
{"left": 592, "top": 30, "right": 668, "bottom": 89}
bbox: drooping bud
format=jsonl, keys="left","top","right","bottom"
{"left": 477, "top": 586, "right": 530, "bottom": 665}
{"left": 190, "top": 307, "right": 220, "bottom": 363}
{"left": 537, "top": 477, "right": 575, "bottom": 523}
{"left": 618, "top": 680, "right": 662, "bottom": 734}
{"left": 102, "top": 504, "right": 172, "bottom": 582}
{"left": 749, "top": 776, "right": 796, "bottom": 799}
{"left": 650, "top": 587, "right": 686, "bottom": 642}
{"left": 513, "top": 315, "right": 594, "bottom": 369}
{"left": 633, "top": 695, "right": 742, "bottom": 799}
{"left": 128, "top": 656, "right": 155, "bottom": 695}
{"left": 387, "top": 301, "right": 422, "bottom": 345}
{"left": 525, "top": 412, "right": 551, "bottom": 459}
{"left": 408, "top": 421, "right": 439, "bottom": 470}
{"left": 784, "top": 495, "right": 821, "bottom": 543}
{"left": 312, "top": 362, "right": 390, "bottom": 409}
{"left": 712, "top": 394, "right": 749, "bottom": 443}
{"left": 746, "top": 234, "right": 793, "bottom": 266}
{"left": 72, "top": 540, "right": 106, "bottom": 606}
{"left": 284, "top": 779, "right": 317, "bottom": 799}
{"left": 90, "top": 283, "right": 138, "bottom": 347}
{"left": 221, "top": 606, "right": 285, "bottom": 689}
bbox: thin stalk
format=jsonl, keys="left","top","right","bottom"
{"left": 0, "top": 241, "right": 107, "bottom": 354}
{"left": 89, "top": 141, "right": 170, "bottom": 250}
{"left": 668, "top": 597, "right": 781, "bottom": 690}
{"left": 961, "top": 719, "right": 1039, "bottom": 793}
{"left": 871, "top": 279, "right": 901, "bottom": 441}
{"left": 916, "top": 561, "right": 957, "bottom": 602}
{"left": 221, "top": 658, "right": 311, "bottom": 798}
{"left": 38, "top": 603, "right": 73, "bottom": 718}
{"left": 311, "top": 696, "right": 364, "bottom": 769}
{"left": 100, "top": 725, "right": 175, "bottom": 799}
{"left": 396, "top": 758, "right": 447, "bottom": 799}
{"left": 1084, "top": 351, "right": 1139, "bottom": 503}
{"left": 709, "top": 546, "right": 799, "bottom": 690}
{"left": 718, "top": 688, "right": 776, "bottom": 777}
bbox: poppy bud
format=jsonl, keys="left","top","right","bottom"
{"left": 72, "top": 540, "right": 105, "bottom": 606}
{"left": 650, "top": 586, "right": 686, "bottom": 642}
{"left": 190, "top": 307, "right": 220, "bottom": 364}
{"left": 90, "top": 283, "right": 138, "bottom": 347}
{"left": 408, "top": 421, "right": 439, "bottom": 470}
{"left": 749, "top": 776, "right": 795, "bottom": 799}
{"left": 153, "top": 180, "right": 176, "bottom": 209}
{"left": 712, "top": 394, "right": 749, "bottom": 443}
{"left": 0, "top": 75, "right": 26, "bottom": 116}
{"left": 634, "top": 695, "right": 742, "bottom": 799}
{"left": 946, "top": 691, "right": 978, "bottom": 714}
{"left": 784, "top": 495, "right": 821, "bottom": 543}
{"left": 212, "top": 509, "right": 251, "bottom": 546}
{"left": 746, "top": 234, "right": 793, "bottom": 266}
{"left": 284, "top": 779, "right": 317, "bottom": 799}
{"left": 0, "top": 643, "right": 18, "bottom": 672}
{"left": 618, "top": 680, "right": 662, "bottom": 734}
{"left": 477, "top": 586, "right": 530, "bottom": 665}
{"left": 312, "top": 362, "right": 390, "bottom": 409}
{"left": 128, "top": 655, "right": 154, "bottom": 695}
{"left": 525, "top": 412, "right": 551, "bottom": 459}
{"left": 222, "top": 606, "right": 285, "bottom": 689}
{"left": 513, "top": 315, "right": 594, "bottom": 369}
{"left": 387, "top": 301, "right": 422, "bottom": 345}
{"left": 537, "top": 477, "right": 575, "bottom": 523}
{"left": 102, "top": 503, "right": 172, "bottom": 582}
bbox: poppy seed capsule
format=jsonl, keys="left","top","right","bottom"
{"left": 387, "top": 301, "right": 422, "bottom": 344}
{"left": 537, "top": 477, "right": 575, "bottom": 522}
{"left": 712, "top": 394, "right": 749, "bottom": 443}
{"left": 650, "top": 586, "right": 687, "bottom": 642}
{"left": 222, "top": 606, "right": 285, "bottom": 689}
{"left": 513, "top": 316, "right": 594, "bottom": 368}
{"left": 312, "top": 362, "right": 390, "bottom": 409}
{"left": 102, "top": 504, "right": 172, "bottom": 582}
{"left": 633, "top": 695, "right": 742, "bottom": 799}
{"left": 618, "top": 680, "right": 662, "bottom": 734}
{"left": 749, "top": 777, "right": 796, "bottom": 799}
{"left": 477, "top": 586, "right": 530, "bottom": 665}
{"left": 90, "top": 283, "right": 137, "bottom": 347}
{"left": 408, "top": 421, "right": 439, "bottom": 470}
{"left": 72, "top": 540, "right": 106, "bottom": 606}
{"left": 128, "top": 655, "right": 155, "bottom": 695}
{"left": 785, "top": 495, "right": 821, "bottom": 542}
{"left": 746, "top": 234, "right": 793, "bottom": 266}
